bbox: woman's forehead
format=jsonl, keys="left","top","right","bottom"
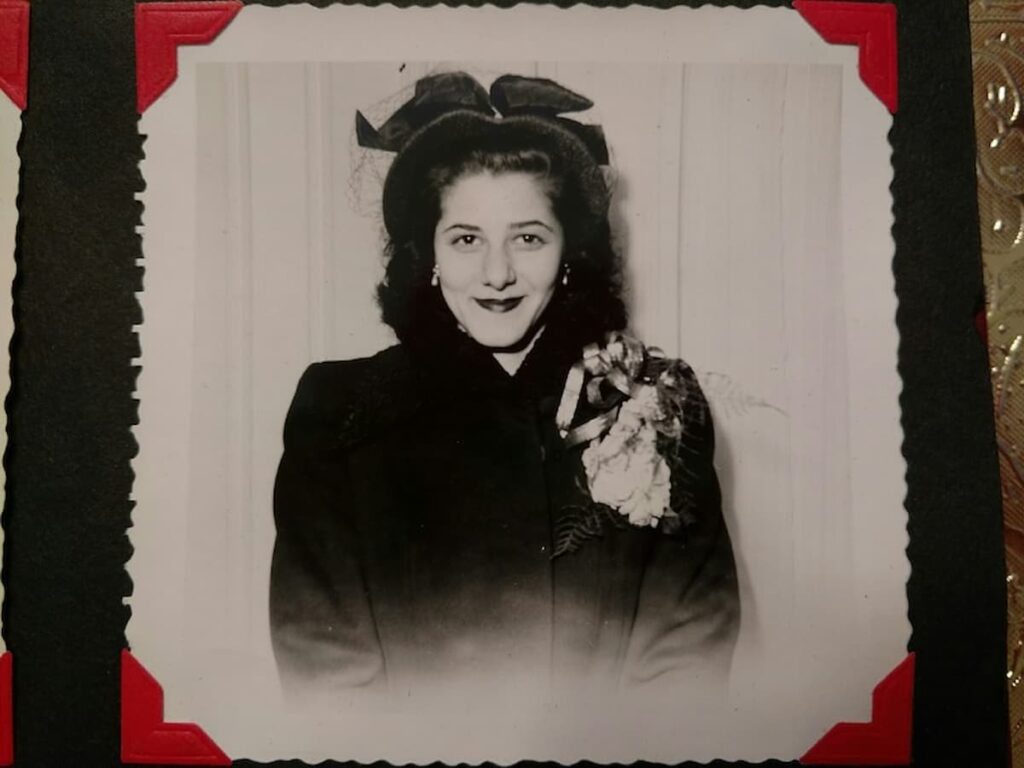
{"left": 438, "top": 171, "right": 557, "bottom": 224}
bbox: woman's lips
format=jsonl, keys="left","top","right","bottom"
{"left": 474, "top": 297, "right": 524, "bottom": 313}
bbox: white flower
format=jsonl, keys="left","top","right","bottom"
{"left": 582, "top": 419, "right": 672, "bottom": 528}
{"left": 626, "top": 384, "right": 664, "bottom": 421}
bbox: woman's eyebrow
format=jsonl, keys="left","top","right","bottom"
{"left": 510, "top": 220, "right": 555, "bottom": 232}
{"left": 441, "top": 223, "right": 481, "bottom": 233}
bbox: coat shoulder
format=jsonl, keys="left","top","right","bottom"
{"left": 652, "top": 353, "right": 713, "bottom": 449}
{"left": 282, "top": 345, "right": 421, "bottom": 452}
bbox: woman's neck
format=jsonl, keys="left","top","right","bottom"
{"left": 492, "top": 325, "right": 546, "bottom": 376}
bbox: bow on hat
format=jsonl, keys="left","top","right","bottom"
{"left": 356, "top": 71, "right": 609, "bottom": 165}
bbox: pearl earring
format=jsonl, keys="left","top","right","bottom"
{"left": 431, "top": 264, "right": 440, "bottom": 287}
{"left": 561, "top": 264, "right": 571, "bottom": 287}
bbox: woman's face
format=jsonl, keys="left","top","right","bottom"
{"left": 433, "top": 171, "right": 564, "bottom": 351}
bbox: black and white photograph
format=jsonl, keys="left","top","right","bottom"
{"left": 128, "top": 4, "right": 908, "bottom": 763}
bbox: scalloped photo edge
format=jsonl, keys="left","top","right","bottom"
{"left": 127, "top": 3, "right": 908, "bottom": 764}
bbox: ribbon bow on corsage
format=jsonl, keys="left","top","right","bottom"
{"left": 555, "top": 332, "right": 666, "bottom": 447}
{"left": 552, "top": 332, "right": 698, "bottom": 557}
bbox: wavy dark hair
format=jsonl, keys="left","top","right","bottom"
{"left": 376, "top": 127, "right": 628, "bottom": 350}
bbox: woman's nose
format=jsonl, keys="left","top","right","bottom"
{"left": 481, "top": 244, "right": 515, "bottom": 289}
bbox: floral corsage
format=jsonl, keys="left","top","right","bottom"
{"left": 552, "top": 332, "right": 706, "bottom": 558}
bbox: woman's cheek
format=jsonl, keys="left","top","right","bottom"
{"left": 516, "top": 246, "right": 561, "bottom": 287}
{"left": 436, "top": 253, "right": 476, "bottom": 288}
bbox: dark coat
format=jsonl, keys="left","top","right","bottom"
{"left": 269, "top": 318, "right": 739, "bottom": 699}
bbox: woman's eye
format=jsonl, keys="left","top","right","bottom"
{"left": 516, "top": 233, "right": 546, "bottom": 247}
{"left": 451, "top": 234, "right": 479, "bottom": 248}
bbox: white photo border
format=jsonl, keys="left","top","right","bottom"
{"left": 130, "top": 4, "right": 906, "bottom": 764}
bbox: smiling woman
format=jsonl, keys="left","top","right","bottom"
{"left": 268, "top": 70, "right": 740, "bottom": 700}
{"left": 434, "top": 172, "right": 564, "bottom": 372}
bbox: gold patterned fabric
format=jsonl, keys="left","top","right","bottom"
{"left": 971, "top": 0, "right": 1024, "bottom": 757}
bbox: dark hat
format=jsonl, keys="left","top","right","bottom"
{"left": 357, "top": 72, "right": 611, "bottom": 242}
